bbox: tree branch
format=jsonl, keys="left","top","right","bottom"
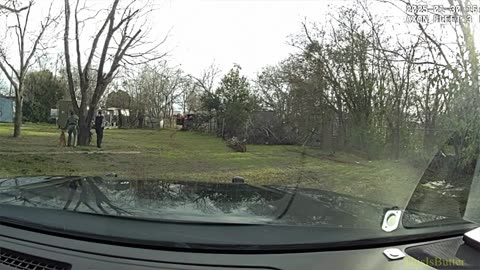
{"left": 0, "top": 60, "right": 18, "bottom": 91}
{"left": 0, "top": 49, "right": 20, "bottom": 80}
{"left": 96, "top": 0, "right": 120, "bottom": 83}
{"left": 83, "top": 1, "right": 111, "bottom": 79}
{"left": 0, "top": 2, "right": 28, "bottom": 13}
{"left": 74, "top": 0, "right": 83, "bottom": 87}
{"left": 64, "top": 0, "right": 80, "bottom": 113}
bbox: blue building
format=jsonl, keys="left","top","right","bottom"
{"left": 0, "top": 94, "right": 15, "bottom": 123}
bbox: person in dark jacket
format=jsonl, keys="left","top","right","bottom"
{"left": 94, "top": 110, "right": 105, "bottom": 148}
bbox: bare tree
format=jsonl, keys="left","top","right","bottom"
{"left": 191, "top": 62, "right": 221, "bottom": 95}
{"left": 137, "top": 63, "right": 185, "bottom": 128}
{"left": 63, "top": 0, "right": 166, "bottom": 145}
{"left": 119, "top": 69, "right": 145, "bottom": 127}
{"left": 180, "top": 77, "right": 202, "bottom": 114}
{"left": 360, "top": 1, "right": 421, "bottom": 159}
{"left": 0, "top": 0, "right": 28, "bottom": 13}
{"left": 190, "top": 62, "right": 221, "bottom": 119}
{"left": 0, "top": 0, "right": 58, "bottom": 137}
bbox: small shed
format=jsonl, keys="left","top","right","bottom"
{"left": 0, "top": 94, "right": 15, "bottom": 123}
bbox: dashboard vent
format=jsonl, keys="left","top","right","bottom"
{"left": 0, "top": 247, "right": 71, "bottom": 270}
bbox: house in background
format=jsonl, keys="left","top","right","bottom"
{"left": 103, "top": 107, "right": 130, "bottom": 129}
{"left": 0, "top": 94, "right": 15, "bottom": 123}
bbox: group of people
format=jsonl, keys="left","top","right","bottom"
{"left": 64, "top": 110, "right": 105, "bottom": 148}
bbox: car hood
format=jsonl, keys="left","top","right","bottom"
{"left": 0, "top": 176, "right": 444, "bottom": 227}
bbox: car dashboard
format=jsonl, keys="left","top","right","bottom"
{"left": 1, "top": 223, "right": 479, "bottom": 270}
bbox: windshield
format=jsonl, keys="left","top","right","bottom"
{"left": 0, "top": 0, "right": 480, "bottom": 248}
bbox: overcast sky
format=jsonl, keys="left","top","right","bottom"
{"left": 1, "top": 0, "right": 478, "bottom": 93}
{"left": 2, "top": 0, "right": 358, "bottom": 81}
{"left": 151, "top": 0, "right": 339, "bottom": 76}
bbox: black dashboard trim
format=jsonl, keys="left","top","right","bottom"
{"left": 0, "top": 232, "right": 280, "bottom": 270}
{"left": 0, "top": 217, "right": 476, "bottom": 255}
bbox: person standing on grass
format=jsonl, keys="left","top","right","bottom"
{"left": 64, "top": 111, "right": 79, "bottom": 147}
{"left": 95, "top": 110, "right": 105, "bottom": 148}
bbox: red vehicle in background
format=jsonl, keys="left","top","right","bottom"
{"left": 176, "top": 113, "right": 195, "bottom": 130}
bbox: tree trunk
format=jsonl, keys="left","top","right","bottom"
{"left": 77, "top": 116, "right": 91, "bottom": 146}
{"left": 393, "top": 125, "right": 400, "bottom": 159}
{"left": 423, "top": 119, "right": 435, "bottom": 154}
{"left": 336, "top": 113, "right": 346, "bottom": 150}
{"left": 392, "top": 101, "right": 402, "bottom": 159}
{"left": 138, "top": 112, "right": 144, "bottom": 128}
{"left": 13, "top": 96, "right": 23, "bottom": 138}
{"left": 353, "top": 114, "right": 369, "bottom": 153}
{"left": 386, "top": 120, "right": 400, "bottom": 159}
{"left": 322, "top": 119, "right": 334, "bottom": 153}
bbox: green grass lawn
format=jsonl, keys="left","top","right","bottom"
{"left": 0, "top": 123, "right": 424, "bottom": 206}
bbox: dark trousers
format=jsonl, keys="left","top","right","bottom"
{"left": 95, "top": 128, "right": 104, "bottom": 147}
{"left": 67, "top": 125, "right": 77, "bottom": 146}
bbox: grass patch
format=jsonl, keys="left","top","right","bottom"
{"left": 0, "top": 123, "right": 424, "bottom": 206}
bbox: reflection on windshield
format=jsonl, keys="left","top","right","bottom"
{"left": 0, "top": 176, "right": 393, "bottom": 227}
{"left": 1, "top": 175, "right": 463, "bottom": 228}
{"left": 0, "top": 177, "right": 281, "bottom": 224}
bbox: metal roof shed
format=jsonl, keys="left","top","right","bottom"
{"left": 0, "top": 94, "right": 15, "bottom": 123}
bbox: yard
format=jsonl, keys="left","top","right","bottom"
{"left": 0, "top": 123, "right": 424, "bottom": 206}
